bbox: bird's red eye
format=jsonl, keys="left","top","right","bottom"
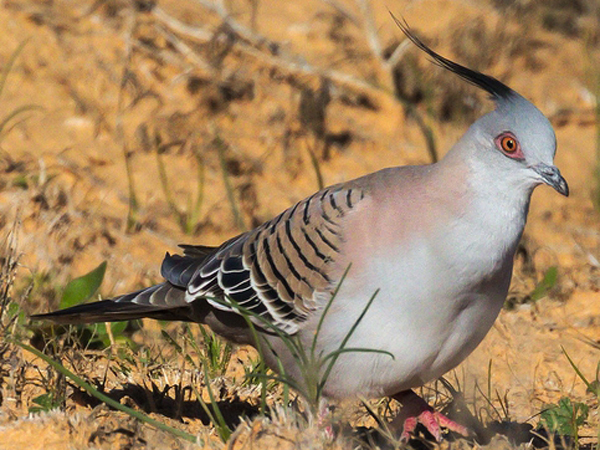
{"left": 495, "top": 132, "right": 523, "bottom": 159}
{"left": 501, "top": 136, "right": 516, "bottom": 152}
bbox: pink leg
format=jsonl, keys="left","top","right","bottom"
{"left": 318, "top": 398, "right": 335, "bottom": 440}
{"left": 391, "top": 390, "right": 470, "bottom": 442}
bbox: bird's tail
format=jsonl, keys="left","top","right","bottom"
{"left": 31, "top": 282, "right": 192, "bottom": 324}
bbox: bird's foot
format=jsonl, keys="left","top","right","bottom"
{"left": 399, "top": 409, "right": 469, "bottom": 442}
{"left": 318, "top": 399, "right": 336, "bottom": 441}
{"left": 392, "top": 390, "right": 470, "bottom": 442}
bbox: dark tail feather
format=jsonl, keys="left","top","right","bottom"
{"left": 31, "top": 300, "right": 181, "bottom": 324}
{"left": 31, "top": 282, "right": 194, "bottom": 325}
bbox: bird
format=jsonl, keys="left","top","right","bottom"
{"left": 32, "top": 19, "right": 568, "bottom": 442}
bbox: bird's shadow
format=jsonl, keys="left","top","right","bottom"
{"left": 355, "top": 422, "right": 591, "bottom": 450}
{"left": 71, "top": 381, "right": 259, "bottom": 430}
{"left": 71, "top": 383, "right": 589, "bottom": 449}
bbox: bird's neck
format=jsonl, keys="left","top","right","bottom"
{"left": 436, "top": 150, "right": 533, "bottom": 264}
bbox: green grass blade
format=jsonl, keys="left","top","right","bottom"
{"left": 487, "top": 359, "right": 492, "bottom": 404}
{"left": 321, "top": 347, "right": 394, "bottom": 363}
{"left": 0, "top": 105, "right": 43, "bottom": 136}
{"left": 188, "top": 150, "right": 205, "bottom": 233}
{"left": 562, "top": 346, "right": 594, "bottom": 393}
{"left": 9, "top": 338, "right": 197, "bottom": 443}
{"left": 530, "top": 266, "right": 558, "bottom": 302}
{"left": 122, "top": 144, "right": 140, "bottom": 233}
{"left": 306, "top": 144, "right": 324, "bottom": 190}
{"left": 360, "top": 399, "right": 386, "bottom": 429}
{"left": 202, "top": 365, "right": 232, "bottom": 442}
{"left": 245, "top": 370, "right": 304, "bottom": 394}
{"left": 311, "top": 264, "right": 351, "bottom": 354}
{"left": 275, "top": 356, "right": 289, "bottom": 406}
{"left": 215, "top": 137, "right": 246, "bottom": 231}
{"left": 161, "top": 329, "right": 198, "bottom": 370}
{"left": 241, "top": 318, "right": 271, "bottom": 414}
{"left": 319, "top": 288, "right": 380, "bottom": 395}
{"left": 161, "top": 329, "right": 183, "bottom": 353}
{"left": 0, "top": 40, "right": 29, "bottom": 101}
{"left": 208, "top": 295, "right": 305, "bottom": 364}
{"left": 156, "top": 150, "right": 186, "bottom": 230}
{"left": 190, "top": 384, "right": 218, "bottom": 431}
{"left": 224, "top": 296, "right": 308, "bottom": 401}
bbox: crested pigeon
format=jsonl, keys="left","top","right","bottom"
{"left": 32, "top": 20, "right": 568, "bottom": 441}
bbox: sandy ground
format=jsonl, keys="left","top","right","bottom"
{"left": 0, "top": 0, "right": 599, "bottom": 448}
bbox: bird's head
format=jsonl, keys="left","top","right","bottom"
{"left": 394, "top": 17, "right": 568, "bottom": 197}
{"left": 471, "top": 94, "right": 568, "bottom": 196}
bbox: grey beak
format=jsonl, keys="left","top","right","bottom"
{"left": 533, "top": 163, "right": 569, "bottom": 197}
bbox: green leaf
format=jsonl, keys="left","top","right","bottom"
{"left": 539, "top": 397, "right": 589, "bottom": 436}
{"left": 29, "top": 393, "right": 62, "bottom": 414}
{"left": 12, "top": 174, "right": 28, "bottom": 189}
{"left": 110, "top": 320, "right": 128, "bottom": 336}
{"left": 531, "top": 266, "right": 558, "bottom": 302}
{"left": 7, "top": 301, "right": 26, "bottom": 326}
{"left": 81, "top": 321, "right": 131, "bottom": 348}
{"left": 60, "top": 261, "right": 107, "bottom": 309}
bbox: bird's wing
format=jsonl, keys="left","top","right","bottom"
{"left": 32, "top": 184, "right": 367, "bottom": 328}
{"left": 181, "top": 184, "right": 367, "bottom": 334}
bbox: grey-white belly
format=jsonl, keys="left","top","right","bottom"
{"left": 264, "top": 239, "right": 514, "bottom": 400}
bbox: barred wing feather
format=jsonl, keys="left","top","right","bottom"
{"left": 187, "top": 186, "right": 365, "bottom": 334}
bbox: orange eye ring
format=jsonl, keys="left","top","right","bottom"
{"left": 501, "top": 136, "right": 517, "bottom": 153}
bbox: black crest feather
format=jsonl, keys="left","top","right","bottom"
{"left": 391, "top": 14, "right": 514, "bottom": 100}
